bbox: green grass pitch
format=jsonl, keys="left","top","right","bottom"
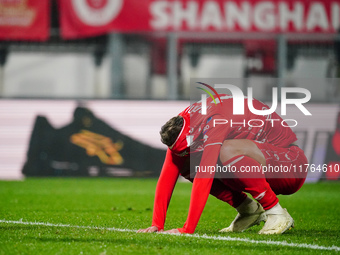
{"left": 0, "top": 178, "right": 339, "bottom": 254}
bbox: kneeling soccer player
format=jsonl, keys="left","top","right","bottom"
{"left": 137, "top": 93, "right": 308, "bottom": 235}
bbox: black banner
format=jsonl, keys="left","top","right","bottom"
{"left": 22, "top": 107, "right": 166, "bottom": 177}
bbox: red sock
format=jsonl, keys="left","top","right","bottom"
{"left": 210, "top": 179, "right": 248, "bottom": 208}
{"left": 180, "top": 174, "right": 247, "bottom": 208}
{"left": 220, "top": 155, "right": 278, "bottom": 210}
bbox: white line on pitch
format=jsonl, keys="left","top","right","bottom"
{"left": 1, "top": 219, "right": 339, "bottom": 252}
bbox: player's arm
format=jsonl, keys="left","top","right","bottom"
{"left": 164, "top": 144, "right": 222, "bottom": 234}
{"left": 137, "top": 149, "right": 186, "bottom": 233}
{"left": 179, "top": 144, "right": 221, "bottom": 234}
{"left": 164, "top": 120, "right": 229, "bottom": 234}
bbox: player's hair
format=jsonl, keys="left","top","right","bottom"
{"left": 160, "top": 116, "right": 184, "bottom": 147}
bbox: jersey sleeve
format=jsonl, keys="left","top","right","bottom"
{"left": 178, "top": 144, "right": 221, "bottom": 234}
{"left": 178, "top": 115, "right": 232, "bottom": 234}
{"left": 151, "top": 149, "right": 186, "bottom": 231}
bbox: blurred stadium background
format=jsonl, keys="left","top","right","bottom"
{"left": 0, "top": 0, "right": 340, "bottom": 181}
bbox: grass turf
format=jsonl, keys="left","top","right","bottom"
{"left": 0, "top": 178, "right": 339, "bottom": 254}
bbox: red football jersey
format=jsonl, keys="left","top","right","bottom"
{"left": 152, "top": 95, "right": 297, "bottom": 234}
{"left": 189, "top": 94, "right": 297, "bottom": 153}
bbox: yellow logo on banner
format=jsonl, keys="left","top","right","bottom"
{"left": 70, "top": 130, "right": 124, "bottom": 165}
{"left": 0, "top": 0, "right": 36, "bottom": 26}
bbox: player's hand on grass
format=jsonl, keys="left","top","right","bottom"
{"left": 162, "top": 228, "right": 181, "bottom": 234}
{"left": 137, "top": 226, "right": 160, "bottom": 233}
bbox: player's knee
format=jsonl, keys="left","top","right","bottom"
{"left": 219, "top": 140, "right": 246, "bottom": 163}
{"left": 219, "top": 139, "right": 266, "bottom": 166}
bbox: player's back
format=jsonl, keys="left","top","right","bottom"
{"left": 189, "top": 94, "right": 297, "bottom": 148}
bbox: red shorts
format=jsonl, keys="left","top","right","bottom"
{"left": 253, "top": 141, "right": 308, "bottom": 195}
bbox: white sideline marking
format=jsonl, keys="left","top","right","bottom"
{"left": 1, "top": 219, "right": 339, "bottom": 252}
